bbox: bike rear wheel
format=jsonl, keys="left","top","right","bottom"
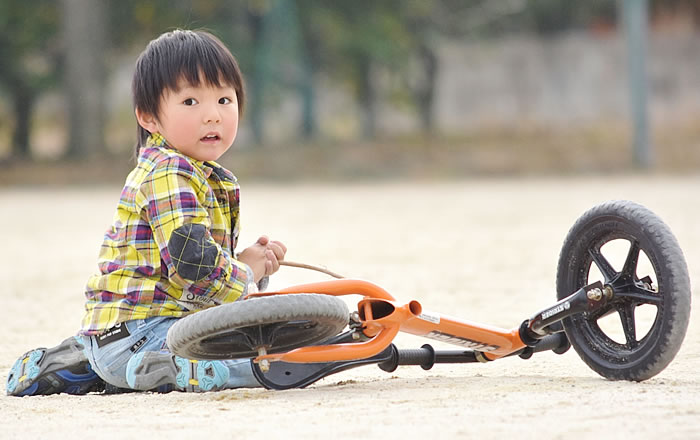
{"left": 167, "top": 294, "right": 349, "bottom": 360}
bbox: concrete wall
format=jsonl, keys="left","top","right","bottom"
{"left": 433, "top": 31, "right": 700, "bottom": 133}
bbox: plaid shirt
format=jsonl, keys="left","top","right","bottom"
{"left": 80, "top": 134, "right": 250, "bottom": 335}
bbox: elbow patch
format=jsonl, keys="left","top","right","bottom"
{"left": 168, "top": 223, "right": 219, "bottom": 281}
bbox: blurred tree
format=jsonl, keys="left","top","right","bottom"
{"left": 399, "top": 0, "right": 531, "bottom": 135}
{"left": 439, "top": 0, "right": 616, "bottom": 36}
{"left": 649, "top": 0, "right": 700, "bottom": 25}
{"left": 292, "top": 1, "right": 529, "bottom": 139}
{"left": 63, "top": 0, "right": 107, "bottom": 157}
{"left": 401, "top": 2, "right": 440, "bottom": 135}
{"left": 0, "top": 0, "right": 60, "bottom": 159}
{"left": 390, "top": 0, "right": 617, "bottom": 136}
{"left": 523, "top": 0, "right": 617, "bottom": 34}
{"left": 293, "top": 1, "right": 414, "bottom": 139}
{"left": 2, "top": 0, "right": 685, "bottom": 160}
{"left": 245, "top": 0, "right": 273, "bottom": 145}
{"left": 293, "top": 0, "right": 323, "bottom": 139}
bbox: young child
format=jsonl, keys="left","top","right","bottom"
{"left": 7, "top": 29, "right": 286, "bottom": 396}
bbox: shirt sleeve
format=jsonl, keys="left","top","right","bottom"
{"left": 136, "top": 157, "right": 250, "bottom": 305}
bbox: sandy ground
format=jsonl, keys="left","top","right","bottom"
{"left": 1, "top": 175, "right": 699, "bottom": 439}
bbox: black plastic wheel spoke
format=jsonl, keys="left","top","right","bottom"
{"left": 588, "top": 247, "right": 618, "bottom": 282}
{"left": 614, "top": 286, "right": 663, "bottom": 305}
{"left": 587, "top": 302, "right": 616, "bottom": 321}
{"left": 205, "top": 330, "right": 256, "bottom": 349}
{"left": 620, "top": 239, "right": 641, "bottom": 281}
{"left": 617, "top": 304, "right": 638, "bottom": 347}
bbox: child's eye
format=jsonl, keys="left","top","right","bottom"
{"left": 183, "top": 98, "right": 198, "bottom": 106}
{"left": 219, "top": 97, "right": 232, "bottom": 105}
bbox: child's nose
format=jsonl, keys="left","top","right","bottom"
{"left": 204, "top": 105, "right": 221, "bottom": 124}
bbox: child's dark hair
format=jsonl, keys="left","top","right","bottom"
{"left": 132, "top": 29, "right": 245, "bottom": 154}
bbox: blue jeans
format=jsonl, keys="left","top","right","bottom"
{"left": 80, "top": 316, "right": 260, "bottom": 390}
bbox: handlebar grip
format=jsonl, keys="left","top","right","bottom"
{"left": 378, "top": 344, "right": 436, "bottom": 372}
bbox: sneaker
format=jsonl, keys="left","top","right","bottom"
{"left": 126, "top": 352, "right": 230, "bottom": 392}
{"left": 6, "top": 336, "right": 105, "bottom": 396}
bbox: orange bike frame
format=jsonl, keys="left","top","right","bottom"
{"left": 248, "top": 279, "right": 527, "bottom": 366}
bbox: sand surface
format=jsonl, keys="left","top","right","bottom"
{"left": 1, "top": 176, "right": 699, "bottom": 439}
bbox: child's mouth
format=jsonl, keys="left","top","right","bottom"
{"left": 201, "top": 134, "right": 220, "bottom": 142}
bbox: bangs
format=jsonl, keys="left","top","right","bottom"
{"left": 163, "top": 34, "right": 242, "bottom": 91}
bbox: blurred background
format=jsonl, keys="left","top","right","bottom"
{"left": 1, "top": 0, "right": 700, "bottom": 184}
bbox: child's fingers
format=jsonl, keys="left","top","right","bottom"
{"left": 265, "top": 249, "right": 280, "bottom": 273}
{"left": 267, "top": 241, "right": 286, "bottom": 260}
{"left": 270, "top": 240, "right": 287, "bottom": 255}
{"left": 257, "top": 235, "right": 270, "bottom": 246}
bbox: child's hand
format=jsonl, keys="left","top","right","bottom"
{"left": 237, "top": 236, "right": 287, "bottom": 282}
{"left": 257, "top": 235, "right": 287, "bottom": 276}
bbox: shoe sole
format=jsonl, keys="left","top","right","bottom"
{"left": 6, "top": 337, "right": 103, "bottom": 396}
{"left": 127, "top": 352, "right": 229, "bottom": 392}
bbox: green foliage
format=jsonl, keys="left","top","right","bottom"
{"left": 0, "top": 0, "right": 683, "bottom": 158}
{"left": 0, "top": 0, "right": 61, "bottom": 157}
{"left": 0, "top": 0, "right": 60, "bottom": 91}
{"left": 108, "top": 1, "right": 241, "bottom": 47}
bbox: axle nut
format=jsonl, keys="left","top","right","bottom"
{"left": 587, "top": 287, "right": 603, "bottom": 301}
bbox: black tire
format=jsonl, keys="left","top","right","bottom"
{"left": 556, "top": 200, "right": 690, "bottom": 381}
{"left": 167, "top": 294, "right": 349, "bottom": 360}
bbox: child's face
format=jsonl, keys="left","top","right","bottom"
{"left": 139, "top": 77, "right": 239, "bottom": 162}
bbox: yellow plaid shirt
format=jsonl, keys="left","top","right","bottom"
{"left": 80, "top": 134, "right": 250, "bottom": 335}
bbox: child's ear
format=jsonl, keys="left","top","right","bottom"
{"left": 135, "top": 108, "right": 159, "bottom": 133}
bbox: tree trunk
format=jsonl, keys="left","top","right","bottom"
{"left": 247, "top": 6, "right": 270, "bottom": 146}
{"left": 299, "top": 60, "right": 316, "bottom": 139}
{"left": 11, "top": 79, "right": 33, "bottom": 158}
{"left": 357, "top": 56, "right": 376, "bottom": 139}
{"left": 62, "top": 0, "right": 106, "bottom": 157}
{"left": 294, "top": 0, "right": 318, "bottom": 140}
{"left": 416, "top": 44, "right": 438, "bottom": 135}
